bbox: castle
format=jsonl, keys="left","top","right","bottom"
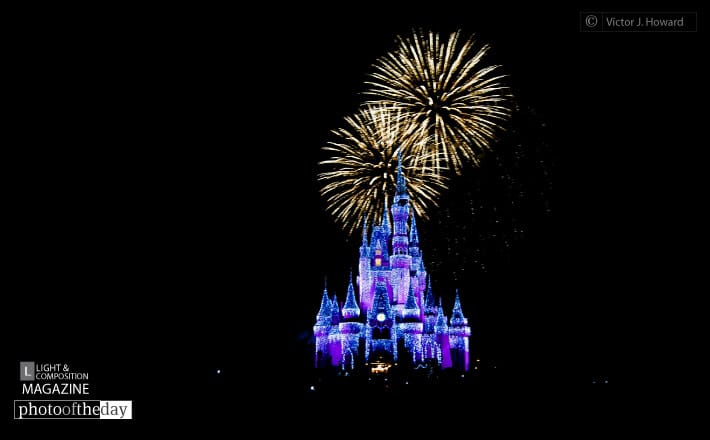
{"left": 314, "top": 162, "right": 471, "bottom": 373}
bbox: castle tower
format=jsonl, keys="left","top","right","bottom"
{"left": 449, "top": 290, "right": 472, "bottom": 371}
{"left": 339, "top": 274, "right": 363, "bottom": 371}
{"left": 409, "top": 212, "right": 421, "bottom": 262}
{"left": 421, "top": 279, "right": 439, "bottom": 362}
{"left": 399, "top": 282, "right": 423, "bottom": 364}
{"left": 358, "top": 220, "right": 373, "bottom": 313}
{"left": 409, "top": 214, "right": 428, "bottom": 313}
{"left": 328, "top": 294, "right": 343, "bottom": 367}
{"left": 369, "top": 207, "right": 392, "bottom": 305}
{"left": 381, "top": 198, "right": 391, "bottom": 244}
{"left": 435, "top": 298, "right": 452, "bottom": 369}
{"left": 390, "top": 156, "right": 412, "bottom": 306}
{"left": 313, "top": 284, "right": 332, "bottom": 368}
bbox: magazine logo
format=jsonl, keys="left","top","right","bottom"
{"left": 19, "top": 362, "right": 89, "bottom": 382}
{"left": 20, "top": 362, "right": 35, "bottom": 381}
{"left": 19, "top": 362, "right": 90, "bottom": 394}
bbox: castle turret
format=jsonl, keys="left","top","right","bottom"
{"left": 381, "top": 199, "right": 391, "bottom": 241}
{"left": 408, "top": 212, "right": 427, "bottom": 317}
{"left": 342, "top": 274, "right": 361, "bottom": 320}
{"left": 339, "top": 275, "right": 363, "bottom": 371}
{"left": 328, "top": 294, "right": 342, "bottom": 367}
{"left": 421, "top": 279, "right": 439, "bottom": 361}
{"left": 399, "top": 283, "right": 423, "bottom": 364}
{"left": 330, "top": 295, "right": 340, "bottom": 326}
{"left": 370, "top": 212, "right": 392, "bottom": 304}
{"left": 402, "top": 283, "right": 421, "bottom": 320}
{"left": 436, "top": 298, "right": 452, "bottom": 369}
{"left": 370, "top": 204, "right": 390, "bottom": 274}
{"left": 449, "top": 290, "right": 472, "bottom": 371}
{"left": 391, "top": 156, "right": 409, "bottom": 250}
{"left": 358, "top": 220, "right": 372, "bottom": 313}
{"left": 313, "top": 284, "right": 332, "bottom": 368}
{"left": 417, "top": 258, "right": 428, "bottom": 305}
{"left": 409, "top": 212, "right": 420, "bottom": 253}
{"left": 360, "top": 218, "right": 369, "bottom": 254}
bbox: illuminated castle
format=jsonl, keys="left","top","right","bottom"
{"left": 314, "top": 162, "right": 471, "bottom": 373}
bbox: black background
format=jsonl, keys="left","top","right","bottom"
{"left": 6, "top": 3, "right": 702, "bottom": 430}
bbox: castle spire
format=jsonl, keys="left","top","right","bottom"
{"left": 331, "top": 294, "right": 340, "bottom": 325}
{"left": 315, "top": 284, "right": 331, "bottom": 324}
{"left": 435, "top": 299, "right": 452, "bottom": 369}
{"left": 450, "top": 289, "right": 468, "bottom": 326}
{"left": 402, "top": 282, "right": 420, "bottom": 319}
{"left": 453, "top": 290, "right": 463, "bottom": 314}
{"left": 435, "top": 303, "right": 448, "bottom": 330}
{"left": 409, "top": 211, "right": 420, "bottom": 244}
{"left": 448, "top": 289, "right": 471, "bottom": 371}
{"left": 381, "top": 200, "right": 391, "bottom": 234}
{"left": 361, "top": 217, "right": 369, "bottom": 247}
{"left": 342, "top": 272, "right": 361, "bottom": 319}
{"left": 390, "top": 150, "right": 409, "bottom": 258}
{"left": 396, "top": 150, "right": 407, "bottom": 196}
{"left": 424, "top": 278, "right": 436, "bottom": 310}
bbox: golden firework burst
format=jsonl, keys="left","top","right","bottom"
{"left": 318, "top": 105, "right": 447, "bottom": 236}
{"left": 365, "top": 29, "right": 512, "bottom": 174}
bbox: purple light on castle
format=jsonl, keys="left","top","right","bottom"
{"left": 313, "top": 159, "right": 471, "bottom": 373}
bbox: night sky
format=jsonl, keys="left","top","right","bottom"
{"left": 8, "top": 4, "right": 701, "bottom": 427}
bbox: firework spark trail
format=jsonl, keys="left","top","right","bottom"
{"left": 318, "top": 104, "right": 448, "bottom": 235}
{"left": 365, "top": 30, "right": 512, "bottom": 174}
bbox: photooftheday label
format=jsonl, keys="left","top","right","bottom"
{"left": 14, "top": 400, "right": 133, "bottom": 420}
